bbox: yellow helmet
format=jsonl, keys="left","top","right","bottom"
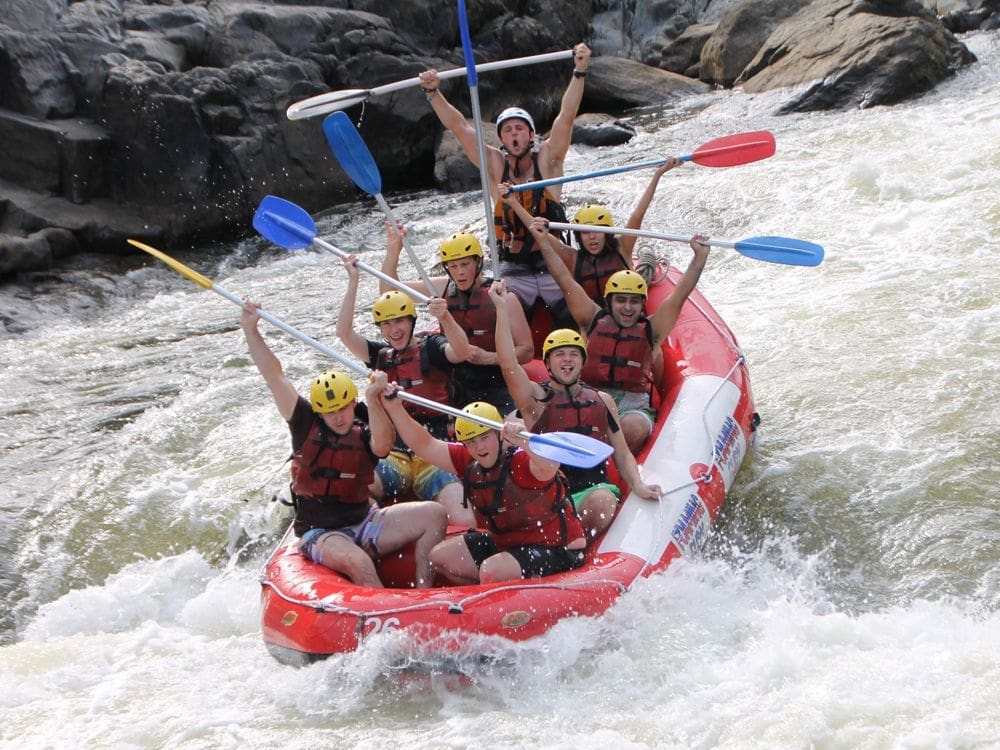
{"left": 309, "top": 370, "right": 357, "bottom": 414}
{"left": 573, "top": 203, "right": 614, "bottom": 227}
{"left": 604, "top": 269, "right": 648, "bottom": 299}
{"left": 542, "top": 328, "right": 587, "bottom": 361}
{"left": 454, "top": 401, "right": 502, "bottom": 442}
{"left": 439, "top": 232, "right": 484, "bottom": 263}
{"left": 372, "top": 290, "right": 416, "bottom": 323}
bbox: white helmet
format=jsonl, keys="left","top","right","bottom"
{"left": 495, "top": 107, "right": 536, "bottom": 136}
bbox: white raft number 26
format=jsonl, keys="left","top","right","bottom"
{"left": 361, "top": 615, "right": 400, "bottom": 639}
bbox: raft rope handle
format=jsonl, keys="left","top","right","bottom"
{"left": 630, "top": 267, "right": 749, "bottom": 579}
{"left": 258, "top": 266, "right": 750, "bottom": 616}
{"left": 260, "top": 575, "right": 627, "bottom": 620}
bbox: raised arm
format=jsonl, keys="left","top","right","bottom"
{"left": 620, "top": 156, "right": 683, "bottom": 259}
{"left": 600, "top": 392, "right": 661, "bottom": 501}
{"left": 527, "top": 217, "right": 600, "bottom": 331}
{"left": 240, "top": 300, "right": 299, "bottom": 421}
{"left": 419, "top": 69, "right": 504, "bottom": 189}
{"left": 537, "top": 43, "right": 591, "bottom": 198}
{"left": 427, "top": 297, "right": 471, "bottom": 364}
{"left": 379, "top": 221, "right": 442, "bottom": 297}
{"left": 363, "top": 371, "right": 396, "bottom": 458}
{"left": 378, "top": 381, "right": 454, "bottom": 471}
{"left": 649, "top": 234, "right": 711, "bottom": 345}
{"left": 334, "top": 254, "right": 373, "bottom": 361}
{"left": 489, "top": 280, "right": 545, "bottom": 425}
{"left": 501, "top": 418, "right": 559, "bottom": 482}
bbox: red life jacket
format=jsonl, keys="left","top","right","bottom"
{"left": 581, "top": 309, "right": 655, "bottom": 394}
{"left": 375, "top": 334, "right": 451, "bottom": 420}
{"left": 493, "top": 153, "right": 567, "bottom": 268}
{"left": 462, "top": 446, "right": 575, "bottom": 547}
{"left": 532, "top": 382, "right": 612, "bottom": 491}
{"left": 290, "top": 419, "right": 375, "bottom": 534}
{"left": 445, "top": 278, "right": 496, "bottom": 352}
{"left": 573, "top": 247, "right": 629, "bottom": 303}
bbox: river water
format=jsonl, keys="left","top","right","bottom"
{"left": 1, "top": 31, "right": 998, "bottom": 750}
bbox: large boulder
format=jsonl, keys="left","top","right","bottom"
{"left": 699, "top": 0, "right": 814, "bottom": 88}
{"left": 0, "top": 0, "right": 982, "bottom": 276}
{"left": 738, "top": 0, "right": 977, "bottom": 112}
{"left": 583, "top": 55, "right": 711, "bottom": 110}
{"left": 0, "top": 0, "right": 601, "bottom": 276}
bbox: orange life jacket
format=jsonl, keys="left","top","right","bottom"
{"left": 493, "top": 153, "right": 567, "bottom": 268}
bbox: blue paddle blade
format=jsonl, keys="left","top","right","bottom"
{"left": 457, "top": 0, "right": 478, "bottom": 86}
{"left": 322, "top": 112, "right": 383, "bottom": 195}
{"left": 527, "top": 431, "right": 614, "bottom": 469}
{"left": 735, "top": 236, "right": 825, "bottom": 267}
{"left": 252, "top": 195, "right": 317, "bottom": 250}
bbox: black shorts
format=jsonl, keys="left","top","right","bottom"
{"left": 463, "top": 531, "right": 585, "bottom": 578}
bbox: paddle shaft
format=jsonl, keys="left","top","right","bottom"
{"left": 457, "top": 0, "right": 502, "bottom": 280}
{"left": 231, "top": 284, "right": 577, "bottom": 449}
{"left": 548, "top": 221, "right": 739, "bottom": 250}
{"left": 129, "top": 239, "right": 608, "bottom": 464}
{"left": 287, "top": 50, "right": 573, "bottom": 119}
{"left": 508, "top": 132, "right": 776, "bottom": 193}
{"left": 509, "top": 157, "right": 674, "bottom": 193}
{"left": 263, "top": 211, "right": 431, "bottom": 304}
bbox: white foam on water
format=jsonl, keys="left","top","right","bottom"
{"left": 2, "top": 27, "right": 999, "bottom": 750}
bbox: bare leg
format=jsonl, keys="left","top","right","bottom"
{"left": 435, "top": 481, "right": 476, "bottom": 527}
{"left": 428, "top": 536, "right": 480, "bottom": 585}
{"left": 478, "top": 552, "right": 523, "bottom": 583}
{"left": 577, "top": 487, "right": 619, "bottom": 541}
{"left": 312, "top": 533, "right": 383, "bottom": 588}
{"left": 621, "top": 412, "right": 652, "bottom": 455}
{"left": 376, "top": 502, "right": 448, "bottom": 588}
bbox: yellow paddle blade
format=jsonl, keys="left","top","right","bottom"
{"left": 127, "top": 239, "right": 213, "bottom": 290}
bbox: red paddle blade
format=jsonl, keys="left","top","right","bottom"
{"left": 689, "top": 131, "right": 776, "bottom": 167}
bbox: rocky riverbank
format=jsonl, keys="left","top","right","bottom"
{"left": 0, "top": 0, "right": 994, "bottom": 279}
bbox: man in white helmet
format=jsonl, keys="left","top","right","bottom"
{"left": 418, "top": 43, "right": 591, "bottom": 320}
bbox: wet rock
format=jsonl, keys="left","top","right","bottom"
{"left": 738, "top": 0, "right": 977, "bottom": 112}
{"left": 699, "top": 0, "right": 815, "bottom": 89}
{"left": 583, "top": 56, "right": 710, "bottom": 111}
{"left": 659, "top": 22, "right": 717, "bottom": 77}
{"left": 0, "top": 0, "right": 982, "bottom": 278}
{"left": 571, "top": 113, "right": 637, "bottom": 147}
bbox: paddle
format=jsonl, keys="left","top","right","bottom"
{"left": 508, "top": 131, "right": 776, "bottom": 194}
{"left": 126, "top": 240, "right": 612, "bottom": 468}
{"left": 252, "top": 195, "right": 432, "bottom": 304}
{"left": 457, "top": 0, "right": 502, "bottom": 280}
{"left": 322, "top": 111, "right": 440, "bottom": 295}
{"left": 547, "top": 222, "right": 825, "bottom": 267}
{"left": 286, "top": 49, "right": 574, "bottom": 120}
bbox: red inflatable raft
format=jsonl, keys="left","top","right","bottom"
{"left": 259, "top": 266, "right": 757, "bottom": 665}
